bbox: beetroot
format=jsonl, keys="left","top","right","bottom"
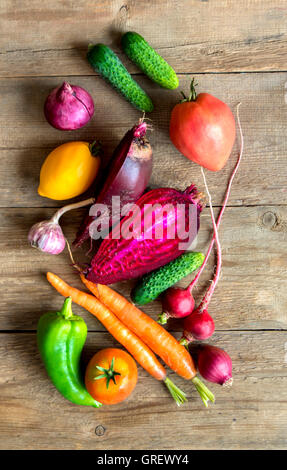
{"left": 85, "top": 185, "right": 202, "bottom": 285}
{"left": 74, "top": 121, "right": 152, "bottom": 247}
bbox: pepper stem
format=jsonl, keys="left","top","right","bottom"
{"left": 157, "top": 312, "right": 168, "bottom": 325}
{"left": 60, "top": 297, "right": 73, "bottom": 320}
{"left": 93, "top": 357, "right": 121, "bottom": 389}
{"left": 192, "top": 376, "right": 215, "bottom": 408}
{"left": 164, "top": 377, "right": 187, "bottom": 406}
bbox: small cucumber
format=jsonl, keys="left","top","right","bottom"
{"left": 131, "top": 252, "right": 204, "bottom": 305}
{"left": 121, "top": 32, "right": 179, "bottom": 90}
{"left": 87, "top": 44, "right": 154, "bottom": 112}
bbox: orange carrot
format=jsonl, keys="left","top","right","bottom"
{"left": 47, "top": 272, "right": 187, "bottom": 406}
{"left": 80, "top": 275, "right": 215, "bottom": 407}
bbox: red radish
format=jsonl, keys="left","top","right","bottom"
{"left": 196, "top": 344, "right": 233, "bottom": 387}
{"left": 170, "top": 79, "right": 236, "bottom": 171}
{"left": 74, "top": 120, "right": 153, "bottom": 247}
{"left": 181, "top": 310, "right": 215, "bottom": 343}
{"left": 160, "top": 104, "right": 243, "bottom": 334}
{"left": 44, "top": 82, "right": 94, "bottom": 130}
{"left": 160, "top": 287, "right": 195, "bottom": 322}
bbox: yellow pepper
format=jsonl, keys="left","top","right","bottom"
{"left": 38, "top": 141, "right": 101, "bottom": 200}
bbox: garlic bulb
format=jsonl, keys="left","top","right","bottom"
{"left": 28, "top": 197, "right": 95, "bottom": 255}
{"left": 28, "top": 220, "right": 66, "bottom": 255}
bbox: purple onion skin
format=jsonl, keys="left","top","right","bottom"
{"left": 197, "top": 345, "right": 233, "bottom": 386}
{"left": 86, "top": 184, "right": 202, "bottom": 285}
{"left": 44, "top": 82, "right": 94, "bottom": 130}
{"left": 73, "top": 121, "right": 152, "bottom": 247}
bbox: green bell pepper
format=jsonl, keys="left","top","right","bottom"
{"left": 37, "top": 297, "right": 101, "bottom": 408}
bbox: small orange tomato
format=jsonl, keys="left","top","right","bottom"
{"left": 85, "top": 348, "right": 138, "bottom": 405}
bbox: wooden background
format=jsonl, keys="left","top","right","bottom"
{"left": 1, "top": 0, "right": 287, "bottom": 450}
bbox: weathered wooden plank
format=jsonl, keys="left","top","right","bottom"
{"left": 0, "top": 205, "right": 286, "bottom": 331}
{"left": 0, "top": 73, "right": 287, "bottom": 207}
{"left": 0, "top": 331, "right": 287, "bottom": 450}
{"left": 1, "top": 0, "right": 287, "bottom": 77}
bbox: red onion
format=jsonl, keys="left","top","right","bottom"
{"left": 44, "top": 82, "right": 94, "bottom": 130}
{"left": 197, "top": 345, "right": 233, "bottom": 386}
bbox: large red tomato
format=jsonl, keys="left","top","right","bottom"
{"left": 170, "top": 81, "right": 236, "bottom": 171}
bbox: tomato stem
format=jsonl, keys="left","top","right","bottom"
{"left": 180, "top": 78, "right": 198, "bottom": 103}
{"left": 89, "top": 140, "right": 102, "bottom": 157}
{"left": 180, "top": 91, "right": 188, "bottom": 102}
{"left": 93, "top": 357, "right": 121, "bottom": 389}
{"left": 188, "top": 78, "right": 198, "bottom": 102}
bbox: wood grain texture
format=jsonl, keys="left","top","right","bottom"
{"left": 1, "top": 331, "right": 287, "bottom": 450}
{"left": 0, "top": 205, "right": 286, "bottom": 331}
{"left": 1, "top": 0, "right": 287, "bottom": 451}
{"left": 0, "top": 73, "right": 287, "bottom": 207}
{"left": 1, "top": 0, "right": 287, "bottom": 77}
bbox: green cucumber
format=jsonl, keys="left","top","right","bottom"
{"left": 121, "top": 32, "right": 179, "bottom": 90}
{"left": 87, "top": 44, "right": 154, "bottom": 112}
{"left": 131, "top": 252, "right": 204, "bottom": 305}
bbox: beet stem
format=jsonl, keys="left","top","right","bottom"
{"left": 188, "top": 102, "right": 244, "bottom": 295}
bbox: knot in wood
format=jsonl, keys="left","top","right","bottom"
{"left": 262, "top": 211, "right": 278, "bottom": 229}
{"left": 95, "top": 425, "right": 106, "bottom": 436}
